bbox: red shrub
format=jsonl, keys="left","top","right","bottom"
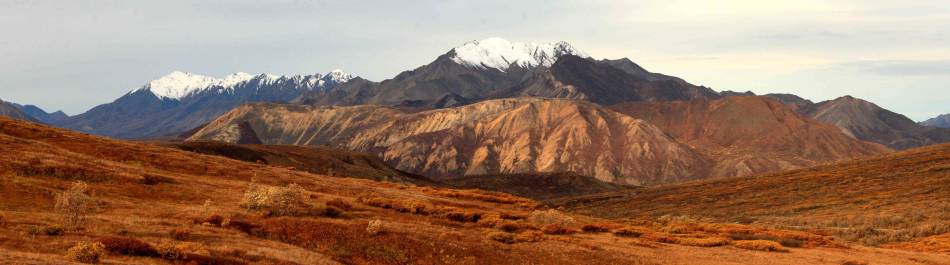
{"left": 95, "top": 236, "right": 158, "bottom": 257}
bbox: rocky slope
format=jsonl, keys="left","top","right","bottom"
{"left": 189, "top": 98, "right": 710, "bottom": 185}
{"left": 922, "top": 113, "right": 950, "bottom": 128}
{"left": 610, "top": 96, "right": 891, "bottom": 177}
{"left": 58, "top": 70, "right": 354, "bottom": 139}
{"left": 799, "top": 96, "right": 950, "bottom": 150}
{"left": 499, "top": 55, "right": 718, "bottom": 105}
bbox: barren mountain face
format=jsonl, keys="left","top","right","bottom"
{"left": 799, "top": 96, "right": 950, "bottom": 150}
{"left": 190, "top": 98, "right": 709, "bottom": 185}
{"left": 611, "top": 96, "right": 891, "bottom": 178}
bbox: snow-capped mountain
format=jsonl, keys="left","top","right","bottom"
{"left": 138, "top": 70, "right": 354, "bottom": 100}
{"left": 59, "top": 69, "right": 356, "bottom": 139}
{"left": 450, "top": 37, "right": 590, "bottom": 71}
{"left": 297, "top": 37, "right": 715, "bottom": 108}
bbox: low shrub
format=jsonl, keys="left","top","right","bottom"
{"left": 487, "top": 231, "right": 516, "bottom": 244}
{"left": 367, "top": 219, "right": 384, "bottom": 236}
{"left": 194, "top": 215, "right": 225, "bottom": 226}
{"left": 156, "top": 241, "right": 211, "bottom": 260}
{"left": 541, "top": 224, "right": 577, "bottom": 235}
{"left": 140, "top": 174, "right": 176, "bottom": 185}
{"left": 65, "top": 242, "right": 105, "bottom": 264}
{"left": 734, "top": 240, "right": 788, "bottom": 252}
{"left": 223, "top": 216, "right": 263, "bottom": 236}
{"left": 0, "top": 215, "right": 6, "bottom": 226}
{"left": 582, "top": 223, "right": 614, "bottom": 233}
{"left": 28, "top": 225, "right": 65, "bottom": 236}
{"left": 641, "top": 233, "right": 678, "bottom": 244}
{"left": 322, "top": 206, "right": 343, "bottom": 218}
{"left": 527, "top": 209, "right": 575, "bottom": 227}
{"left": 728, "top": 232, "right": 805, "bottom": 248}
{"left": 95, "top": 236, "right": 158, "bottom": 257}
{"left": 675, "top": 237, "right": 731, "bottom": 247}
{"left": 515, "top": 231, "right": 544, "bottom": 243}
{"left": 613, "top": 226, "right": 650, "bottom": 238}
{"left": 497, "top": 221, "right": 531, "bottom": 233}
{"left": 326, "top": 198, "right": 353, "bottom": 211}
{"left": 169, "top": 228, "right": 190, "bottom": 241}
{"left": 442, "top": 209, "right": 481, "bottom": 223}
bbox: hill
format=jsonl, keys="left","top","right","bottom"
{"left": 611, "top": 96, "right": 891, "bottom": 177}
{"left": 1, "top": 116, "right": 947, "bottom": 264}
{"left": 188, "top": 98, "right": 710, "bottom": 185}
{"left": 922, "top": 113, "right": 950, "bottom": 128}
{"left": 564, "top": 142, "right": 950, "bottom": 248}
{"left": 163, "top": 141, "right": 432, "bottom": 185}
{"left": 442, "top": 172, "right": 633, "bottom": 201}
{"left": 0, "top": 100, "right": 36, "bottom": 122}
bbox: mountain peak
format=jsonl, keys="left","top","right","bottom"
{"left": 142, "top": 71, "right": 245, "bottom": 100}
{"left": 322, "top": 69, "right": 354, "bottom": 84}
{"left": 450, "top": 37, "right": 589, "bottom": 71}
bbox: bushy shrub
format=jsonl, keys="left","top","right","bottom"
{"left": 0, "top": 215, "right": 6, "bottom": 227}
{"left": 66, "top": 242, "right": 105, "bottom": 264}
{"left": 516, "top": 231, "right": 544, "bottom": 243}
{"left": 169, "top": 228, "right": 190, "bottom": 241}
{"left": 527, "top": 209, "right": 575, "bottom": 227}
{"left": 140, "top": 174, "right": 175, "bottom": 185}
{"left": 366, "top": 219, "right": 384, "bottom": 236}
{"left": 322, "top": 206, "right": 343, "bottom": 218}
{"left": 487, "top": 231, "right": 516, "bottom": 244}
{"left": 28, "top": 225, "right": 65, "bottom": 236}
{"left": 541, "top": 224, "right": 577, "bottom": 235}
{"left": 95, "top": 236, "right": 158, "bottom": 257}
{"left": 241, "top": 183, "right": 308, "bottom": 216}
{"left": 54, "top": 181, "right": 93, "bottom": 228}
{"left": 613, "top": 226, "right": 650, "bottom": 238}
{"left": 582, "top": 223, "right": 614, "bottom": 233}
{"left": 326, "top": 198, "right": 353, "bottom": 211}
{"left": 675, "top": 237, "right": 731, "bottom": 247}
{"left": 734, "top": 240, "right": 788, "bottom": 252}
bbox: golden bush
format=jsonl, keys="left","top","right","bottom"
{"left": 65, "top": 242, "right": 105, "bottom": 264}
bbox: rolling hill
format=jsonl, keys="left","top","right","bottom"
{"left": 564, "top": 142, "right": 950, "bottom": 247}
{"left": 611, "top": 96, "right": 891, "bottom": 177}
{"left": 1, "top": 116, "right": 946, "bottom": 264}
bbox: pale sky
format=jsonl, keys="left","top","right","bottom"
{"left": 1, "top": 0, "right": 948, "bottom": 120}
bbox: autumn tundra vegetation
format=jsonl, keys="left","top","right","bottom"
{"left": 0, "top": 116, "right": 949, "bottom": 264}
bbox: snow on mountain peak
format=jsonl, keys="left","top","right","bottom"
{"left": 139, "top": 70, "right": 354, "bottom": 100}
{"left": 450, "top": 37, "right": 590, "bottom": 71}
{"left": 144, "top": 71, "right": 228, "bottom": 100}
{"left": 323, "top": 69, "right": 354, "bottom": 84}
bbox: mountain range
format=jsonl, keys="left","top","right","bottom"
{"left": 2, "top": 37, "right": 947, "bottom": 183}
{"left": 55, "top": 70, "right": 354, "bottom": 139}
{"left": 922, "top": 113, "right": 950, "bottom": 128}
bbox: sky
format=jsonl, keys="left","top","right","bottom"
{"left": 1, "top": 0, "right": 948, "bottom": 121}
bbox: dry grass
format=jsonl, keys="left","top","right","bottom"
{"left": 2, "top": 117, "right": 949, "bottom": 265}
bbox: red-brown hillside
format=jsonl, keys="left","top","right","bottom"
{"left": 611, "top": 96, "right": 891, "bottom": 177}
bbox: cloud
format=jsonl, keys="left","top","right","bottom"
{"left": 837, "top": 60, "right": 950, "bottom": 76}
